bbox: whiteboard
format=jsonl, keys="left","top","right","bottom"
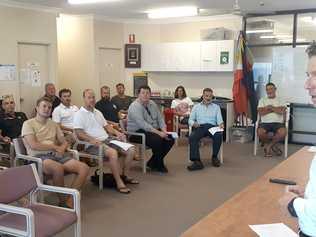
{"left": 271, "top": 46, "right": 309, "bottom": 104}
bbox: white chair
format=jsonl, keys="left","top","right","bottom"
{"left": 173, "top": 115, "right": 189, "bottom": 146}
{"left": 188, "top": 126, "right": 224, "bottom": 164}
{"left": 254, "top": 106, "right": 290, "bottom": 158}
{"left": 119, "top": 119, "right": 148, "bottom": 173}
{"left": 0, "top": 141, "right": 15, "bottom": 167}
{"left": 72, "top": 132, "right": 106, "bottom": 191}
{"left": 0, "top": 164, "right": 81, "bottom": 237}
{"left": 13, "top": 137, "right": 80, "bottom": 183}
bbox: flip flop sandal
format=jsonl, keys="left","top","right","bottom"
{"left": 271, "top": 145, "right": 282, "bottom": 156}
{"left": 117, "top": 187, "right": 131, "bottom": 194}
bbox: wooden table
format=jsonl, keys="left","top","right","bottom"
{"left": 182, "top": 147, "right": 314, "bottom": 237}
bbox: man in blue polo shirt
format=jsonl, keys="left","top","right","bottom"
{"left": 187, "top": 88, "right": 224, "bottom": 171}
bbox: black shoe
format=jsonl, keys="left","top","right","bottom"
{"left": 155, "top": 165, "right": 168, "bottom": 173}
{"left": 187, "top": 161, "right": 204, "bottom": 171}
{"left": 212, "top": 157, "right": 221, "bottom": 167}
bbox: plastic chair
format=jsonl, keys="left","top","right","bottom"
{"left": 254, "top": 106, "right": 290, "bottom": 158}
{"left": 173, "top": 115, "right": 189, "bottom": 146}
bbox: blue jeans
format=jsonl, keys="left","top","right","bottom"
{"left": 189, "top": 124, "right": 222, "bottom": 161}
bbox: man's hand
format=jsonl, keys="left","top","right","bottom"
{"left": 2, "top": 136, "right": 11, "bottom": 144}
{"left": 288, "top": 185, "right": 305, "bottom": 197}
{"left": 89, "top": 139, "right": 102, "bottom": 146}
{"left": 219, "top": 123, "right": 225, "bottom": 129}
{"left": 158, "top": 131, "right": 168, "bottom": 139}
{"left": 54, "top": 145, "right": 66, "bottom": 156}
{"left": 192, "top": 122, "right": 200, "bottom": 128}
{"left": 117, "top": 132, "right": 127, "bottom": 142}
{"left": 266, "top": 105, "right": 273, "bottom": 112}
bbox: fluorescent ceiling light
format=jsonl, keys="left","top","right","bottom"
{"left": 260, "top": 34, "right": 292, "bottom": 39}
{"left": 147, "top": 6, "right": 198, "bottom": 19}
{"left": 246, "top": 29, "right": 273, "bottom": 34}
{"left": 68, "top": 0, "right": 119, "bottom": 4}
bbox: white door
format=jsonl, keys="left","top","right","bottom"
{"left": 18, "top": 43, "right": 50, "bottom": 118}
{"left": 98, "top": 48, "right": 123, "bottom": 95}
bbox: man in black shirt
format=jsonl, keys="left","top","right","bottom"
{"left": 111, "top": 83, "right": 133, "bottom": 118}
{"left": 44, "top": 83, "right": 61, "bottom": 113}
{"left": 0, "top": 95, "right": 27, "bottom": 143}
{"left": 95, "top": 86, "right": 120, "bottom": 127}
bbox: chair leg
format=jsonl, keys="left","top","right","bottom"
{"left": 254, "top": 135, "right": 258, "bottom": 156}
{"left": 142, "top": 145, "right": 146, "bottom": 174}
{"left": 74, "top": 222, "right": 81, "bottom": 237}
{"left": 220, "top": 146, "right": 224, "bottom": 164}
{"left": 98, "top": 158, "right": 103, "bottom": 191}
{"left": 284, "top": 136, "right": 288, "bottom": 159}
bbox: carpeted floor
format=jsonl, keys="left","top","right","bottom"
{"left": 57, "top": 142, "right": 303, "bottom": 237}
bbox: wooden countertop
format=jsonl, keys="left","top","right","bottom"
{"left": 182, "top": 147, "right": 313, "bottom": 237}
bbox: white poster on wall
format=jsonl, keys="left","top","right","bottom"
{"left": 0, "top": 64, "right": 16, "bottom": 81}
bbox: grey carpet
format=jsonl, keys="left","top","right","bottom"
{"left": 57, "top": 142, "right": 302, "bottom": 237}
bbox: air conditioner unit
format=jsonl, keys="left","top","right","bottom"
{"left": 200, "top": 27, "right": 233, "bottom": 41}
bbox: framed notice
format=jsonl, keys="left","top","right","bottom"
{"left": 125, "top": 44, "right": 141, "bottom": 68}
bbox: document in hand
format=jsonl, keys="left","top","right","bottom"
{"left": 208, "top": 126, "right": 224, "bottom": 136}
{"left": 249, "top": 223, "right": 298, "bottom": 237}
{"left": 308, "top": 146, "right": 316, "bottom": 153}
{"left": 109, "top": 140, "right": 134, "bottom": 151}
{"left": 167, "top": 132, "right": 179, "bottom": 139}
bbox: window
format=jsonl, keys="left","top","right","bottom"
{"left": 297, "top": 13, "right": 316, "bottom": 44}
{"left": 246, "top": 15, "right": 294, "bottom": 46}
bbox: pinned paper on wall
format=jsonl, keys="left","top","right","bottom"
{"left": 0, "top": 64, "right": 16, "bottom": 81}
{"left": 31, "top": 69, "right": 41, "bottom": 87}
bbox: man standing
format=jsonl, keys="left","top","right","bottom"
{"left": 52, "top": 88, "right": 79, "bottom": 132}
{"left": 22, "top": 96, "right": 89, "bottom": 208}
{"left": 95, "top": 86, "right": 120, "bottom": 127}
{"left": 74, "top": 89, "right": 137, "bottom": 194}
{"left": 257, "top": 83, "right": 287, "bottom": 157}
{"left": 279, "top": 42, "right": 316, "bottom": 237}
{"left": 187, "top": 88, "right": 224, "bottom": 171}
{"left": 44, "top": 83, "right": 61, "bottom": 112}
{"left": 111, "top": 83, "right": 133, "bottom": 117}
{"left": 127, "top": 85, "right": 174, "bottom": 173}
{"left": 0, "top": 95, "right": 27, "bottom": 144}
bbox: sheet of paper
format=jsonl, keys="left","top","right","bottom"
{"left": 167, "top": 132, "right": 179, "bottom": 139}
{"left": 0, "top": 64, "right": 16, "bottom": 81}
{"left": 308, "top": 146, "right": 316, "bottom": 152}
{"left": 208, "top": 126, "right": 224, "bottom": 135}
{"left": 109, "top": 140, "right": 134, "bottom": 151}
{"left": 249, "top": 223, "right": 298, "bottom": 237}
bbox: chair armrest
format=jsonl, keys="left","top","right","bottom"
{"left": 67, "top": 149, "right": 79, "bottom": 160}
{"left": 34, "top": 184, "right": 80, "bottom": 212}
{"left": 15, "top": 154, "right": 44, "bottom": 181}
{"left": 125, "top": 132, "right": 146, "bottom": 145}
{"left": 0, "top": 203, "right": 35, "bottom": 236}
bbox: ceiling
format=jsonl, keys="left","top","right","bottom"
{"left": 1, "top": 0, "right": 316, "bottom": 20}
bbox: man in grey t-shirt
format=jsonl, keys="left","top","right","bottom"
{"left": 127, "top": 85, "right": 174, "bottom": 173}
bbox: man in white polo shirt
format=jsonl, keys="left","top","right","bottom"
{"left": 73, "top": 89, "right": 138, "bottom": 194}
{"left": 52, "top": 88, "right": 78, "bottom": 132}
{"left": 257, "top": 82, "right": 286, "bottom": 157}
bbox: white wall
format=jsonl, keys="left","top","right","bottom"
{"left": 57, "top": 14, "right": 97, "bottom": 106}
{"left": 0, "top": 5, "right": 57, "bottom": 110}
{"left": 123, "top": 16, "right": 243, "bottom": 98}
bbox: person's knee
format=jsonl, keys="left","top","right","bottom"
{"left": 51, "top": 164, "right": 64, "bottom": 177}
{"left": 78, "top": 161, "right": 89, "bottom": 176}
{"left": 105, "top": 148, "right": 118, "bottom": 161}
{"left": 276, "top": 128, "right": 287, "bottom": 138}
{"left": 257, "top": 128, "right": 266, "bottom": 137}
{"left": 127, "top": 147, "right": 136, "bottom": 157}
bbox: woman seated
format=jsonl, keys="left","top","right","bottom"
{"left": 171, "top": 86, "right": 193, "bottom": 124}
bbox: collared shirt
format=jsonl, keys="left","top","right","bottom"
{"left": 258, "top": 96, "right": 285, "bottom": 123}
{"left": 52, "top": 103, "right": 79, "bottom": 129}
{"left": 73, "top": 107, "right": 109, "bottom": 141}
{"left": 0, "top": 112, "right": 27, "bottom": 139}
{"left": 293, "top": 156, "right": 316, "bottom": 236}
{"left": 95, "top": 99, "right": 119, "bottom": 123}
{"left": 21, "top": 118, "right": 63, "bottom": 156}
{"left": 188, "top": 102, "right": 223, "bottom": 127}
{"left": 127, "top": 99, "right": 166, "bottom": 132}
